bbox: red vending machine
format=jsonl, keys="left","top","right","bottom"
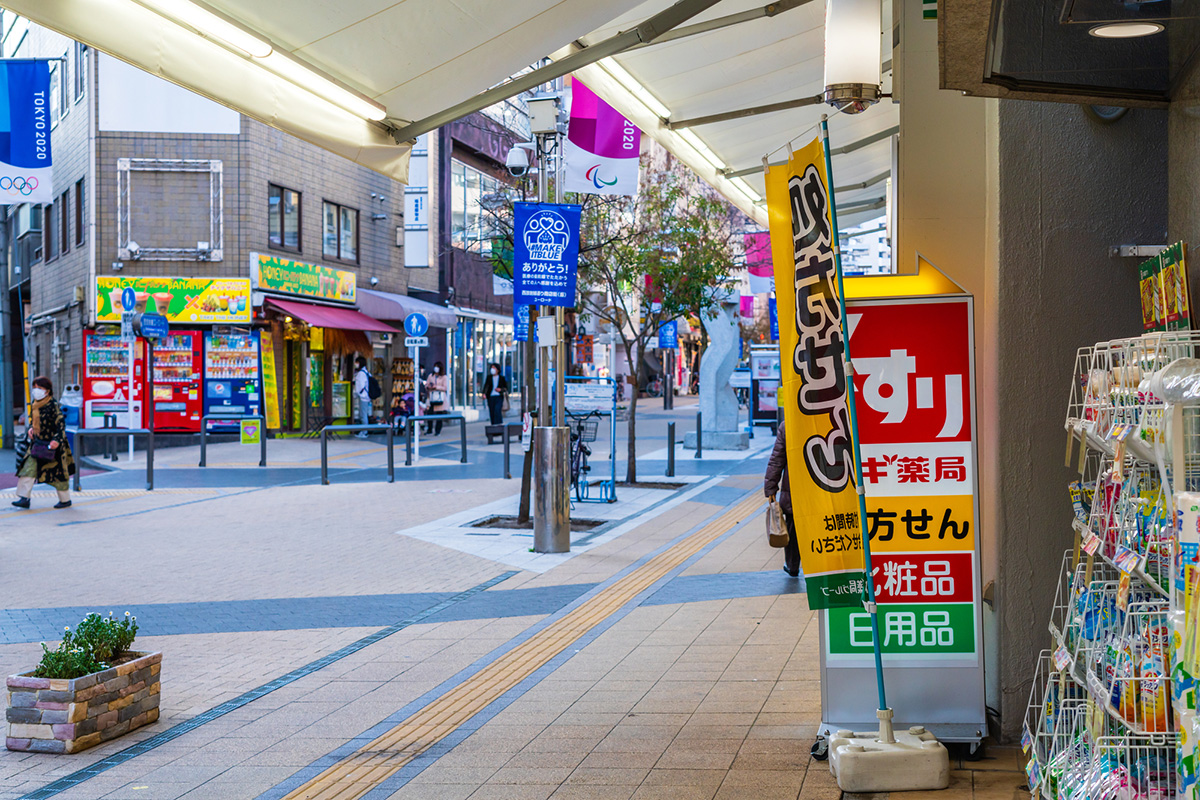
{"left": 149, "top": 331, "right": 203, "bottom": 431}
{"left": 82, "top": 332, "right": 146, "bottom": 429}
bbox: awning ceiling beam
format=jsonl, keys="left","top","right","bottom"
{"left": 723, "top": 125, "right": 899, "bottom": 178}
{"left": 835, "top": 170, "right": 889, "bottom": 193}
{"left": 838, "top": 197, "right": 886, "bottom": 212}
{"left": 625, "top": 0, "right": 815, "bottom": 51}
{"left": 665, "top": 94, "right": 823, "bottom": 129}
{"left": 390, "top": 0, "right": 726, "bottom": 144}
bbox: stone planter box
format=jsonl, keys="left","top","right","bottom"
{"left": 5, "top": 651, "right": 161, "bottom": 754}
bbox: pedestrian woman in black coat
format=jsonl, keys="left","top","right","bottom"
{"left": 13, "top": 376, "right": 75, "bottom": 509}
{"left": 481, "top": 363, "right": 508, "bottom": 426}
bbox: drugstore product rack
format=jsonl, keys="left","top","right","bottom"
{"left": 1024, "top": 331, "right": 1200, "bottom": 799}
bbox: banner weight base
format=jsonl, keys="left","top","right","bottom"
{"left": 829, "top": 723, "right": 950, "bottom": 793}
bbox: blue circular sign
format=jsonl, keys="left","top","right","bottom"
{"left": 404, "top": 313, "right": 429, "bottom": 337}
{"left": 121, "top": 288, "right": 136, "bottom": 312}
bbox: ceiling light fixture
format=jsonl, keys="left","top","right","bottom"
{"left": 134, "top": 0, "right": 272, "bottom": 57}
{"left": 823, "top": 0, "right": 882, "bottom": 114}
{"left": 132, "top": 0, "right": 388, "bottom": 122}
{"left": 598, "top": 59, "right": 671, "bottom": 119}
{"left": 1089, "top": 22, "right": 1165, "bottom": 39}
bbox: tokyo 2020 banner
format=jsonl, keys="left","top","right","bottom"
{"left": 0, "top": 60, "right": 52, "bottom": 205}
{"left": 563, "top": 79, "right": 640, "bottom": 196}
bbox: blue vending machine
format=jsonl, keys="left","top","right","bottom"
{"left": 203, "top": 331, "right": 262, "bottom": 432}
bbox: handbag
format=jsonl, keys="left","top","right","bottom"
{"left": 502, "top": 395, "right": 511, "bottom": 413}
{"left": 766, "top": 498, "right": 789, "bottom": 548}
{"left": 29, "top": 438, "right": 55, "bottom": 462}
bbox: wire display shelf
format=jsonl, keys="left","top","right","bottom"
{"left": 1032, "top": 331, "right": 1200, "bottom": 798}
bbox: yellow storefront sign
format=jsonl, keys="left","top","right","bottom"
{"left": 260, "top": 331, "right": 281, "bottom": 430}
{"left": 861, "top": 495, "right": 975, "bottom": 553}
{"left": 96, "top": 277, "right": 251, "bottom": 323}
{"left": 767, "top": 136, "right": 865, "bottom": 609}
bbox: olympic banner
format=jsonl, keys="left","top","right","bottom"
{"left": 563, "top": 79, "right": 640, "bottom": 196}
{"left": 766, "top": 136, "right": 864, "bottom": 610}
{"left": 0, "top": 60, "right": 52, "bottom": 204}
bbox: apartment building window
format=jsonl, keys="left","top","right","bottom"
{"left": 322, "top": 201, "right": 357, "bottom": 262}
{"left": 74, "top": 179, "right": 84, "bottom": 246}
{"left": 59, "top": 191, "right": 69, "bottom": 255}
{"left": 73, "top": 42, "right": 87, "bottom": 102}
{"left": 268, "top": 184, "right": 301, "bottom": 252}
{"left": 43, "top": 203, "right": 55, "bottom": 261}
{"left": 450, "top": 159, "right": 503, "bottom": 253}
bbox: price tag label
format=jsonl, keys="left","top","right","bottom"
{"left": 1053, "top": 645, "right": 1073, "bottom": 672}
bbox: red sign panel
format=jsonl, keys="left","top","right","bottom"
{"left": 848, "top": 300, "right": 972, "bottom": 444}
{"left": 870, "top": 552, "right": 974, "bottom": 604}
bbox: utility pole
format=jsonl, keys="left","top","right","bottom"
{"left": 0, "top": 214, "right": 11, "bottom": 449}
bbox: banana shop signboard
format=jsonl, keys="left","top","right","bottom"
{"left": 819, "top": 295, "right": 986, "bottom": 743}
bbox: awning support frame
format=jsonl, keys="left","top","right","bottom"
{"left": 390, "top": 0, "right": 730, "bottom": 144}
{"left": 724, "top": 125, "right": 899, "bottom": 179}
{"left": 665, "top": 95, "right": 823, "bottom": 130}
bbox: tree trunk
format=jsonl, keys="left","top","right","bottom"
{"left": 623, "top": 338, "right": 640, "bottom": 485}
{"left": 517, "top": 309, "right": 538, "bottom": 523}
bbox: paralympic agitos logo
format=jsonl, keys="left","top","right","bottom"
{"left": 585, "top": 165, "right": 618, "bottom": 189}
{"left": 0, "top": 176, "right": 39, "bottom": 196}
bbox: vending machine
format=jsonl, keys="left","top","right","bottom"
{"left": 82, "top": 332, "right": 145, "bottom": 429}
{"left": 203, "top": 331, "right": 262, "bottom": 431}
{"left": 150, "top": 331, "right": 203, "bottom": 431}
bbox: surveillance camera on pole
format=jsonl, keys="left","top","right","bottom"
{"left": 505, "top": 142, "right": 537, "bottom": 177}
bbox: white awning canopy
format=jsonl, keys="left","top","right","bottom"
{"left": 7, "top": 0, "right": 897, "bottom": 225}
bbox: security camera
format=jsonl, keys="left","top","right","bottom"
{"left": 505, "top": 142, "right": 537, "bottom": 177}
{"left": 370, "top": 276, "right": 379, "bottom": 286}
{"left": 126, "top": 240, "right": 141, "bottom": 259}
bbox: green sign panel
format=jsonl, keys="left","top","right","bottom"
{"left": 826, "top": 603, "right": 975, "bottom": 656}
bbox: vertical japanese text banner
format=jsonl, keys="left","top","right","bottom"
{"left": 0, "top": 60, "right": 52, "bottom": 204}
{"left": 765, "top": 136, "right": 864, "bottom": 609}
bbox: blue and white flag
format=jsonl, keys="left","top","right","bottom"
{"left": 513, "top": 202, "right": 582, "bottom": 308}
{"left": 0, "top": 60, "right": 52, "bottom": 205}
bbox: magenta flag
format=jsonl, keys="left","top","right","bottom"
{"left": 745, "top": 231, "right": 773, "bottom": 294}
{"left": 564, "top": 79, "right": 641, "bottom": 196}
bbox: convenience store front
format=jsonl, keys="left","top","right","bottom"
{"left": 249, "top": 253, "right": 396, "bottom": 433}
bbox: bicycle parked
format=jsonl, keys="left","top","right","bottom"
{"left": 566, "top": 409, "right": 601, "bottom": 502}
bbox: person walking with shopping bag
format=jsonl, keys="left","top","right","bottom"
{"left": 763, "top": 425, "right": 800, "bottom": 576}
{"left": 424, "top": 361, "right": 448, "bottom": 435}
{"left": 481, "top": 363, "right": 508, "bottom": 426}
{"left": 12, "top": 376, "right": 76, "bottom": 509}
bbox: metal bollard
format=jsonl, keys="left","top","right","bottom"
{"left": 533, "top": 427, "right": 570, "bottom": 553}
{"left": 503, "top": 427, "right": 512, "bottom": 479}
{"left": 747, "top": 400, "right": 754, "bottom": 439}
{"left": 405, "top": 420, "right": 413, "bottom": 466}
{"left": 667, "top": 422, "right": 675, "bottom": 477}
{"left": 320, "top": 428, "right": 329, "bottom": 485}
{"left": 695, "top": 412, "right": 702, "bottom": 459}
{"left": 459, "top": 417, "right": 468, "bottom": 463}
{"left": 386, "top": 426, "right": 394, "bottom": 483}
{"left": 146, "top": 431, "right": 154, "bottom": 491}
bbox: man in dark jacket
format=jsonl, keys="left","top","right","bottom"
{"left": 763, "top": 425, "right": 801, "bottom": 577}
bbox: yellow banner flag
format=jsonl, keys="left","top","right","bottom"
{"left": 765, "top": 136, "right": 865, "bottom": 609}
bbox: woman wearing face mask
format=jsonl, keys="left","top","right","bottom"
{"left": 424, "top": 361, "right": 449, "bottom": 435}
{"left": 481, "top": 362, "right": 508, "bottom": 427}
{"left": 12, "top": 376, "right": 75, "bottom": 510}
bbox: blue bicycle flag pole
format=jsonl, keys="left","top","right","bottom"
{"left": 0, "top": 59, "right": 53, "bottom": 205}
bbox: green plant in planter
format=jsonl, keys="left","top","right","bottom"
{"left": 33, "top": 612, "right": 140, "bottom": 680}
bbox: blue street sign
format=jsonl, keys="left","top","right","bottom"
{"left": 139, "top": 313, "right": 168, "bottom": 339}
{"left": 514, "top": 304, "right": 530, "bottom": 342}
{"left": 513, "top": 202, "right": 582, "bottom": 308}
{"left": 404, "top": 313, "right": 429, "bottom": 337}
{"left": 657, "top": 320, "right": 678, "bottom": 349}
{"left": 121, "top": 287, "right": 136, "bottom": 312}
{"left": 769, "top": 297, "right": 779, "bottom": 341}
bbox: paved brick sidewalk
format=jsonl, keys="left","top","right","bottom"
{"left": 1, "top": 446, "right": 1020, "bottom": 800}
